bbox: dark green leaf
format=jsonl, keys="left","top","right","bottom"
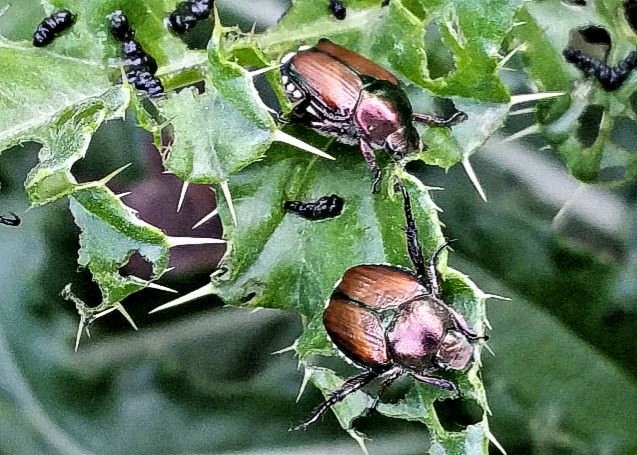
{"left": 156, "top": 35, "right": 276, "bottom": 184}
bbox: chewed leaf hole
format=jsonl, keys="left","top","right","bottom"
{"left": 425, "top": 21, "right": 457, "bottom": 80}
{"left": 578, "top": 26, "right": 611, "bottom": 46}
{"left": 625, "top": 0, "right": 637, "bottom": 35}
{"left": 239, "top": 291, "right": 257, "bottom": 303}
{"left": 611, "top": 116, "right": 637, "bottom": 151}
{"left": 122, "top": 251, "right": 154, "bottom": 280}
{"left": 433, "top": 397, "right": 482, "bottom": 431}
{"left": 576, "top": 104, "right": 604, "bottom": 148}
{"left": 562, "top": 0, "right": 587, "bottom": 6}
{"left": 598, "top": 166, "right": 627, "bottom": 182}
{"left": 567, "top": 26, "right": 611, "bottom": 61}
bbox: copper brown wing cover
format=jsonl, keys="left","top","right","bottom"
{"left": 314, "top": 39, "right": 400, "bottom": 85}
{"left": 289, "top": 49, "right": 362, "bottom": 113}
{"left": 336, "top": 265, "right": 428, "bottom": 310}
{"left": 323, "top": 296, "right": 390, "bottom": 369}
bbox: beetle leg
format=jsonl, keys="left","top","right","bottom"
{"left": 0, "top": 212, "right": 21, "bottom": 226}
{"left": 291, "top": 370, "right": 379, "bottom": 430}
{"left": 412, "top": 111, "right": 467, "bottom": 128}
{"left": 410, "top": 372, "right": 457, "bottom": 393}
{"left": 425, "top": 241, "right": 455, "bottom": 299}
{"left": 369, "top": 367, "right": 403, "bottom": 411}
{"left": 274, "top": 111, "right": 291, "bottom": 125}
{"left": 396, "top": 182, "right": 428, "bottom": 286}
{"left": 360, "top": 140, "right": 382, "bottom": 193}
{"left": 447, "top": 307, "right": 480, "bottom": 339}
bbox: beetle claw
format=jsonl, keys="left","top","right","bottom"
{"left": 274, "top": 111, "right": 291, "bottom": 125}
{"left": 371, "top": 175, "right": 381, "bottom": 193}
{"left": 0, "top": 212, "right": 21, "bottom": 226}
{"left": 412, "top": 111, "right": 468, "bottom": 128}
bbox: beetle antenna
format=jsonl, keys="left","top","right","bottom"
{"left": 291, "top": 370, "right": 378, "bottom": 431}
{"left": 396, "top": 182, "right": 428, "bottom": 287}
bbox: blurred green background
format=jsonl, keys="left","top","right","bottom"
{"left": 1, "top": 1, "right": 637, "bottom": 454}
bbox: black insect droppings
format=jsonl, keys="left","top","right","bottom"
{"left": 284, "top": 195, "right": 344, "bottom": 220}
{"left": 32, "top": 9, "right": 76, "bottom": 47}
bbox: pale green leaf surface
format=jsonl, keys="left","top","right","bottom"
{"left": 25, "top": 86, "right": 129, "bottom": 205}
{"left": 70, "top": 184, "right": 170, "bottom": 306}
{"left": 0, "top": 36, "right": 113, "bottom": 150}
{"left": 157, "top": 38, "right": 276, "bottom": 184}
{"left": 0, "top": 0, "right": 199, "bottom": 147}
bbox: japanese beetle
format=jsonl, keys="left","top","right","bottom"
{"left": 0, "top": 212, "right": 20, "bottom": 227}
{"left": 284, "top": 194, "right": 344, "bottom": 220}
{"left": 280, "top": 39, "right": 466, "bottom": 192}
{"left": 294, "top": 183, "right": 482, "bottom": 429}
{"left": 32, "top": 9, "right": 76, "bottom": 47}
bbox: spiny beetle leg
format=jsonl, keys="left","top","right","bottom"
{"left": 292, "top": 370, "right": 379, "bottom": 431}
{"left": 410, "top": 373, "right": 457, "bottom": 392}
{"left": 360, "top": 140, "right": 382, "bottom": 193}
{"left": 369, "top": 367, "right": 403, "bottom": 411}
{"left": 396, "top": 182, "right": 428, "bottom": 285}
{"left": 426, "top": 241, "right": 455, "bottom": 299}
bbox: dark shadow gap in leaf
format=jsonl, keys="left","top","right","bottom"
{"left": 611, "top": 116, "right": 637, "bottom": 151}
{"left": 567, "top": 26, "right": 611, "bottom": 62}
{"left": 122, "top": 250, "right": 154, "bottom": 280}
{"left": 433, "top": 397, "right": 483, "bottom": 432}
{"left": 252, "top": 71, "right": 282, "bottom": 114}
{"left": 625, "top": 0, "right": 637, "bottom": 35}
{"left": 578, "top": 26, "right": 611, "bottom": 46}
{"left": 424, "top": 21, "right": 456, "bottom": 80}
{"left": 561, "top": 0, "right": 587, "bottom": 6}
{"left": 239, "top": 291, "right": 257, "bottom": 304}
{"left": 172, "top": 18, "right": 214, "bottom": 50}
{"left": 576, "top": 104, "right": 603, "bottom": 148}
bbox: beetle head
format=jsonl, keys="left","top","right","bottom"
{"left": 358, "top": 79, "right": 421, "bottom": 157}
{"left": 385, "top": 125, "right": 421, "bottom": 158}
{"left": 435, "top": 330, "right": 474, "bottom": 370}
